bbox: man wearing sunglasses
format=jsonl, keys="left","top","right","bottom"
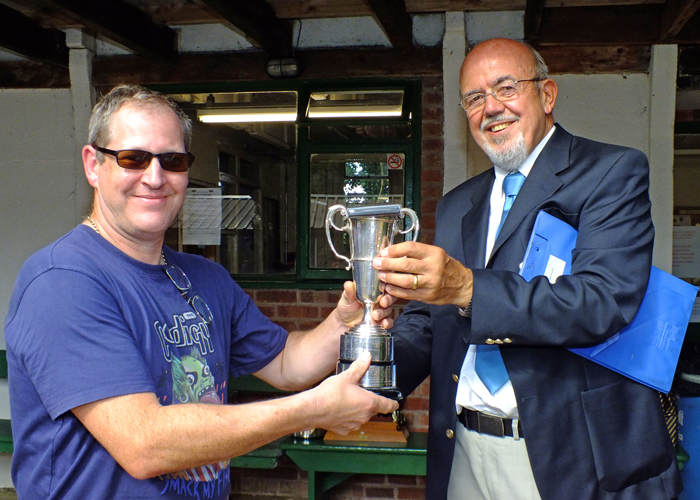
{"left": 373, "top": 38, "right": 681, "bottom": 500}
{"left": 5, "top": 84, "right": 398, "bottom": 500}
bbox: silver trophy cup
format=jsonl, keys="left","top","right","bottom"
{"left": 325, "top": 204, "right": 419, "bottom": 400}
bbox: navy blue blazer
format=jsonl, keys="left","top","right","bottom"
{"left": 392, "top": 126, "right": 682, "bottom": 500}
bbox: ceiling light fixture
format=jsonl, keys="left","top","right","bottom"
{"left": 197, "top": 108, "right": 297, "bottom": 123}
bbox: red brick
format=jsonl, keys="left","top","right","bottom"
{"left": 275, "top": 321, "right": 298, "bottom": 331}
{"left": 422, "top": 76, "right": 442, "bottom": 88}
{"left": 403, "top": 397, "right": 430, "bottom": 411}
{"left": 297, "top": 320, "right": 323, "bottom": 330}
{"left": 255, "top": 290, "right": 298, "bottom": 303}
{"left": 422, "top": 107, "right": 443, "bottom": 121}
{"left": 423, "top": 91, "right": 443, "bottom": 106}
{"left": 320, "top": 306, "right": 336, "bottom": 317}
{"left": 421, "top": 169, "right": 443, "bottom": 183}
{"left": 387, "top": 475, "right": 418, "bottom": 485}
{"left": 298, "top": 291, "right": 314, "bottom": 303}
{"left": 397, "top": 486, "right": 426, "bottom": 499}
{"left": 277, "top": 305, "right": 320, "bottom": 318}
{"left": 257, "top": 305, "right": 276, "bottom": 318}
{"left": 421, "top": 151, "right": 444, "bottom": 167}
{"left": 422, "top": 121, "right": 443, "bottom": 137}
{"left": 365, "top": 487, "right": 395, "bottom": 498}
{"left": 420, "top": 217, "right": 435, "bottom": 230}
{"left": 422, "top": 137, "right": 444, "bottom": 152}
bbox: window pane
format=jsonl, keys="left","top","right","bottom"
{"left": 310, "top": 153, "right": 406, "bottom": 270}
{"left": 308, "top": 90, "right": 403, "bottom": 119}
{"left": 168, "top": 91, "right": 297, "bottom": 275}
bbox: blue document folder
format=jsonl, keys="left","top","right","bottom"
{"left": 520, "top": 211, "right": 698, "bottom": 393}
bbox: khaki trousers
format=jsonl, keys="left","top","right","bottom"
{"left": 447, "top": 422, "right": 542, "bottom": 500}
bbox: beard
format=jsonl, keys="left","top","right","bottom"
{"left": 478, "top": 115, "right": 530, "bottom": 172}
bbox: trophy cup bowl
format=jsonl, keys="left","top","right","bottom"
{"left": 325, "top": 204, "right": 419, "bottom": 400}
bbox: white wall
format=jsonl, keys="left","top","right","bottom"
{"left": 0, "top": 89, "right": 79, "bottom": 487}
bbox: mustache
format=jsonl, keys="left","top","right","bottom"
{"left": 480, "top": 114, "right": 520, "bottom": 134}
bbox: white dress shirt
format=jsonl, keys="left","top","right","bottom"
{"left": 455, "top": 125, "right": 557, "bottom": 418}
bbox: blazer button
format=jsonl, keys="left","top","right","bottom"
{"left": 452, "top": 374, "right": 459, "bottom": 383}
{"left": 446, "top": 429, "right": 454, "bottom": 439}
{"left": 504, "top": 338, "right": 512, "bottom": 343}
{"left": 495, "top": 339, "right": 503, "bottom": 344}
{"left": 485, "top": 339, "right": 495, "bottom": 345}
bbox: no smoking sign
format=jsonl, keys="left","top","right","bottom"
{"left": 387, "top": 154, "right": 404, "bottom": 170}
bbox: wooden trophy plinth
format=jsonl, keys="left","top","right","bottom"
{"left": 324, "top": 413, "right": 409, "bottom": 444}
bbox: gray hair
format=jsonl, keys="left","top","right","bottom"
{"left": 523, "top": 42, "right": 549, "bottom": 81}
{"left": 88, "top": 84, "right": 193, "bottom": 160}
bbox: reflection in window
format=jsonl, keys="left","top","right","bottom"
{"left": 169, "top": 91, "right": 297, "bottom": 275}
{"left": 310, "top": 153, "right": 405, "bottom": 270}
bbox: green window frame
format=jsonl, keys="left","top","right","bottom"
{"left": 153, "top": 79, "right": 422, "bottom": 289}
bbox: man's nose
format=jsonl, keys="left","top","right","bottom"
{"left": 142, "top": 158, "right": 166, "bottom": 186}
{"left": 483, "top": 92, "right": 505, "bottom": 115}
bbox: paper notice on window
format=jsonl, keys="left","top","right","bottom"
{"left": 673, "top": 226, "right": 700, "bottom": 279}
{"left": 182, "top": 188, "right": 222, "bottom": 246}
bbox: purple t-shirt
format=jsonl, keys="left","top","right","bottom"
{"left": 5, "top": 225, "right": 288, "bottom": 499}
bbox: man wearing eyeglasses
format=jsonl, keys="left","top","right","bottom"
{"left": 4, "top": 84, "right": 399, "bottom": 500}
{"left": 374, "top": 38, "right": 681, "bottom": 499}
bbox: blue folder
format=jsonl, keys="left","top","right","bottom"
{"left": 520, "top": 211, "right": 698, "bottom": 393}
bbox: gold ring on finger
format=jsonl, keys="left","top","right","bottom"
{"left": 412, "top": 274, "right": 419, "bottom": 291}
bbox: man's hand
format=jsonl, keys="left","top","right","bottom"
{"left": 310, "top": 351, "right": 399, "bottom": 434}
{"left": 373, "top": 241, "right": 473, "bottom": 308}
{"left": 336, "top": 281, "right": 397, "bottom": 330}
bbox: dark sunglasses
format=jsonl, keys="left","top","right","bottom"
{"left": 94, "top": 146, "right": 195, "bottom": 172}
{"left": 164, "top": 264, "right": 213, "bottom": 325}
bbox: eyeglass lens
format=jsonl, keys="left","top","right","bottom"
{"left": 95, "top": 146, "right": 194, "bottom": 172}
{"left": 164, "top": 265, "right": 213, "bottom": 324}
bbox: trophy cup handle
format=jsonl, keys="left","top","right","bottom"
{"left": 325, "top": 205, "right": 352, "bottom": 270}
{"left": 397, "top": 208, "right": 420, "bottom": 242}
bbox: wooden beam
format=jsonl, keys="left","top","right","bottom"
{"left": 363, "top": 0, "right": 414, "bottom": 51}
{"left": 524, "top": 0, "right": 547, "bottom": 45}
{"left": 0, "top": 3, "right": 68, "bottom": 67}
{"left": 539, "top": 45, "right": 651, "bottom": 73}
{"left": 89, "top": 47, "right": 442, "bottom": 88}
{"left": 537, "top": 5, "right": 662, "bottom": 45}
{"left": 675, "top": 9, "right": 700, "bottom": 42}
{"left": 660, "top": 0, "right": 700, "bottom": 39}
{"left": 192, "top": 0, "right": 293, "bottom": 57}
{"left": 40, "top": 0, "right": 178, "bottom": 66}
{"left": 0, "top": 61, "right": 70, "bottom": 89}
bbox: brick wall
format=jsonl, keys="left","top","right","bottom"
{"left": 231, "top": 74, "right": 444, "bottom": 499}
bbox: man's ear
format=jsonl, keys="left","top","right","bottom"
{"left": 83, "top": 145, "right": 100, "bottom": 188}
{"left": 540, "top": 79, "right": 558, "bottom": 115}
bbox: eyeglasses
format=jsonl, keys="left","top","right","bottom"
{"left": 460, "top": 78, "right": 544, "bottom": 115}
{"left": 94, "top": 146, "right": 195, "bottom": 172}
{"left": 164, "top": 264, "right": 213, "bottom": 325}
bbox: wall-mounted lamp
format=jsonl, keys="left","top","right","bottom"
{"left": 265, "top": 57, "right": 303, "bottom": 79}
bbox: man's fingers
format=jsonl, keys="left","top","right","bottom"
{"left": 342, "top": 350, "right": 372, "bottom": 383}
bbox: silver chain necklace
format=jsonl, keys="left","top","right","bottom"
{"left": 84, "top": 215, "right": 167, "bottom": 265}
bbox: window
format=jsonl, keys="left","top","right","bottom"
{"left": 163, "top": 81, "right": 421, "bottom": 287}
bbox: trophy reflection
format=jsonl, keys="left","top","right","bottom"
{"left": 325, "top": 204, "right": 419, "bottom": 400}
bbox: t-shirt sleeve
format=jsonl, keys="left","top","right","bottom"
{"left": 225, "top": 280, "right": 288, "bottom": 378}
{"left": 8, "top": 268, "right": 155, "bottom": 419}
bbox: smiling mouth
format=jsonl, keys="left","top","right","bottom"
{"left": 489, "top": 122, "right": 511, "bottom": 133}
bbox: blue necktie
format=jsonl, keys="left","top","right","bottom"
{"left": 475, "top": 171, "right": 526, "bottom": 394}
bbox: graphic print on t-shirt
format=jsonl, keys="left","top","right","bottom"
{"left": 159, "top": 347, "right": 231, "bottom": 494}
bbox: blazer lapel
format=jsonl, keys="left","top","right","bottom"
{"left": 489, "top": 126, "right": 573, "bottom": 259}
{"left": 461, "top": 172, "right": 493, "bottom": 270}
